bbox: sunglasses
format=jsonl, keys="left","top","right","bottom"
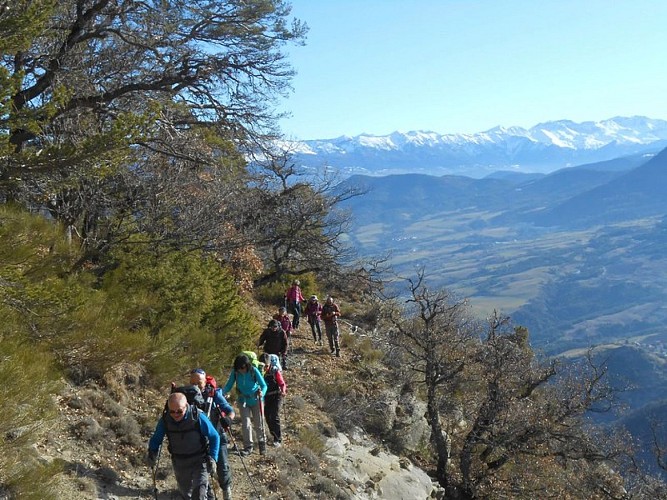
{"left": 169, "top": 408, "right": 186, "bottom": 415}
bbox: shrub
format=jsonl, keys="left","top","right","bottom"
{"left": 297, "top": 425, "right": 326, "bottom": 457}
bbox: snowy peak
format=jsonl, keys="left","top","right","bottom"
{"left": 288, "top": 116, "right": 667, "bottom": 177}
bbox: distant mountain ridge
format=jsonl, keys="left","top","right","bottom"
{"left": 289, "top": 116, "right": 667, "bottom": 177}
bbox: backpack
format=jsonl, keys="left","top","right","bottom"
{"left": 267, "top": 353, "right": 282, "bottom": 372}
{"left": 171, "top": 384, "right": 207, "bottom": 410}
{"left": 203, "top": 375, "right": 217, "bottom": 399}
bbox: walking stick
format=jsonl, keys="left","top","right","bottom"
{"left": 217, "top": 407, "right": 262, "bottom": 499}
{"left": 152, "top": 445, "right": 162, "bottom": 500}
{"left": 257, "top": 390, "right": 267, "bottom": 446}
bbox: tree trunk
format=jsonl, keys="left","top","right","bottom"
{"left": 427, "top": 383, "right": 450, "bottom": 488}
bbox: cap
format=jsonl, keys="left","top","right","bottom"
{"left": 310, "top": 295, "right": 318, "bottom": 301}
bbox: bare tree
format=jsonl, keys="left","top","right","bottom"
{"left": 386, "top": 269, "right": 477, "bottom": 489}
{"left": 459, "top": 312, "right": 626, "bottom": 499}
{"left": 250, "top": 150, "right": 366, "bottom": 285}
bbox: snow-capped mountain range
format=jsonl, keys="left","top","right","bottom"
{"left": 287, "top": 116, "right": 667, "bottom": 178}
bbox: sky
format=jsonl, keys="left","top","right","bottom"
{"left": 277, "top": 0, "right": 667, "bottom": 140}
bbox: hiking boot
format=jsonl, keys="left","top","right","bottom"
{"left": 273, "top": 440, "right": 282, "bottom": 447}
{"left": 259, "top": 441, "right": 267, "bottom": 455}
{"left": 336, "top": 350, "right": 340, "bottom": 357}
{"left": 222, "top": 486, "right": 232, "bottom": 500}
{"left": 239, "top": 446, "right": 253, "bottom": 457}
{"left": 330, "top": 348, "right": 335, "bottom": 354}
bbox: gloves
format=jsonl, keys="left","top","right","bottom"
{"left": 220, "top": 415, "right": 233, "bottom": 430}
{"left": 206, "top": 456, "right": 217, "bottom": 476}
{"left": 147, "top": 449, "right": 158, "bottom": 467}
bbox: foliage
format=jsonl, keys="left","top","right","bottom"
{"left": 254, "top": 272, "right": 320, "bottom": 305}
{"left": 102, "top": 238, "right": 258, "bottom": 379}
{"left": 0, "top": 207, "right": 64, "bottom": 497}
{"left": 1, "top": 0, "right": 307, "bottom": 267}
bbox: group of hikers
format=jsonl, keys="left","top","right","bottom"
{"left": 147, "top": 280, "right": 342, "bottom": 499}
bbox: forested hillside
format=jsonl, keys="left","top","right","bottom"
{"left": 2, "top": 2, "right": 667, "bottom": 499}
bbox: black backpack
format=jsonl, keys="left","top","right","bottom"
{"left": 171, "top": 384, "right": 207, "bottom": 410}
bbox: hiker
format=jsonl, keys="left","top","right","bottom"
{"left": 259, "top": 353, "right": 287, "bottom": 447}
{"left": 304, "top": 295, "right": 323, "bottom": 345}
{"left": 147, "top": 392, "right": 220, "bottom": 500}
{"left": 221, "top": 354, "right": 268, "bottom": 456}
{"left": 273, "top": 306, "right": 293, "bottom": 366}
{"left": 321, "top": 295, "right": 342, "bottom": 357}
{"left": 258, "top": 319, "right": 289, "bottom": 370}
{"left": 285, "top": 279, "right": 305, "bottom": 329}
{"left": 189, "top": 369, "right": 234, "bottom": 500}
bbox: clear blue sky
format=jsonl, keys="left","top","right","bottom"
{"left": 278, "top": 0, "right": 667, "bottom": 140}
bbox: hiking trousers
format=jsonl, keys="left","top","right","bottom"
{"left": 325, "top": 321, "right": 340, "bottom": 354}
{"left": 264, "top": 394, "right": 284, "bottom": 443}
{"left": 217, "top": 428, "right": 231, "bottom": 488}
{"left": 240, "top": 403, "right": 266, "bottom": 451}
{"left": 172, "top": 454, "right": 209, "bottom": 499}
{"left": 290, "top": 301, "right": 302, "bottom": 329}
{"left": 308, "top": 317, "right": 322, "bottom": 342}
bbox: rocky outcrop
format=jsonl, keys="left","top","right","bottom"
{"left": 324, "top": 429, "right": 444, "bottom": 500}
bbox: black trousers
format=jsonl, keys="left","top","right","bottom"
{"left": 264, "top": 394, "right": 284, "bottom": 443}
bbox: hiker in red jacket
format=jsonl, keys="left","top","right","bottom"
{"left": 285, "top": 279, "right": 305, "bottom": 329}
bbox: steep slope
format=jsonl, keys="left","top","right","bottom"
{"left": 38, "top": 320, "right": 430, "bottom": 499}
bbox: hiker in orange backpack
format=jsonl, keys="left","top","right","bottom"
{"left": 284, "top": 279, "right": 305, "bottom": 329}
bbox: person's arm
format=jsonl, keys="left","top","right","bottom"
{"left": 275, "top": 370, "right": 287, "bottom": 395}
{"left": 221, "top": 371, "right": 236, "bottom": 395}
{"left": 257, "top": 331, "right": 265, "bottom": 348}
{"left": 148, "top": 417, "right": 166, "bottom": 452}
{"left": 199, "top": 413, "right": 220, "bottom": 461}
{"left": 213, "top": 389, "right": 235, "bottom": 419}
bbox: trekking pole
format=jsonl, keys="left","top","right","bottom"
{"left": 217, "top": 408, "right": 262, "bottom": 499}
{"left": 257, "top": 391, "right": 267, "bottom": 446}
{"left": 152, "top": 445, "right": 162, "bottom": 500}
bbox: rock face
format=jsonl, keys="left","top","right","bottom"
{"left": 324, "top": 430, "right": 439, "bottom": 500}
{"left": 363, "top": 390, "right": 430, "bottom": 455}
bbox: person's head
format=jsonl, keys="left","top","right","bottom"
{"left": 292, "top": 279, "right": 300, "bottom": 286}
{"left": 233, "top": 354, "right": 251, "bottom": 372}
{"left": 189, "top": 368, "right": 206, "bottom": 390}
{"left": 268, "top": 319, "right": 280, "bottom": 330}
{"left": 278, "top": 306, "right": 287, "bottom": 315}
{"left": 326, "top": 295, "right": 334, "bottom": 304}
{"left": 310, "top": 295, "right": 318, "bottom": 302}
{"left": 259, "top": 352, "right": 270, "bottom": 367}
{"left": 167, "top": 393, "right": 188, "bottom": 422}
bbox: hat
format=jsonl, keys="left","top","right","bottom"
{"left": 190, "top": 368, "right": 205, "bottom": 376}
{"left": 310, "top": 295, "right": 318, "bottom": 301}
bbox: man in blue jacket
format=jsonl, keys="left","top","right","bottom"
{"left": 148, "top": 392, "right": 220, "bottom": 499}
{"left": 190, "top": 368, "right": 235, "bottom": 500}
